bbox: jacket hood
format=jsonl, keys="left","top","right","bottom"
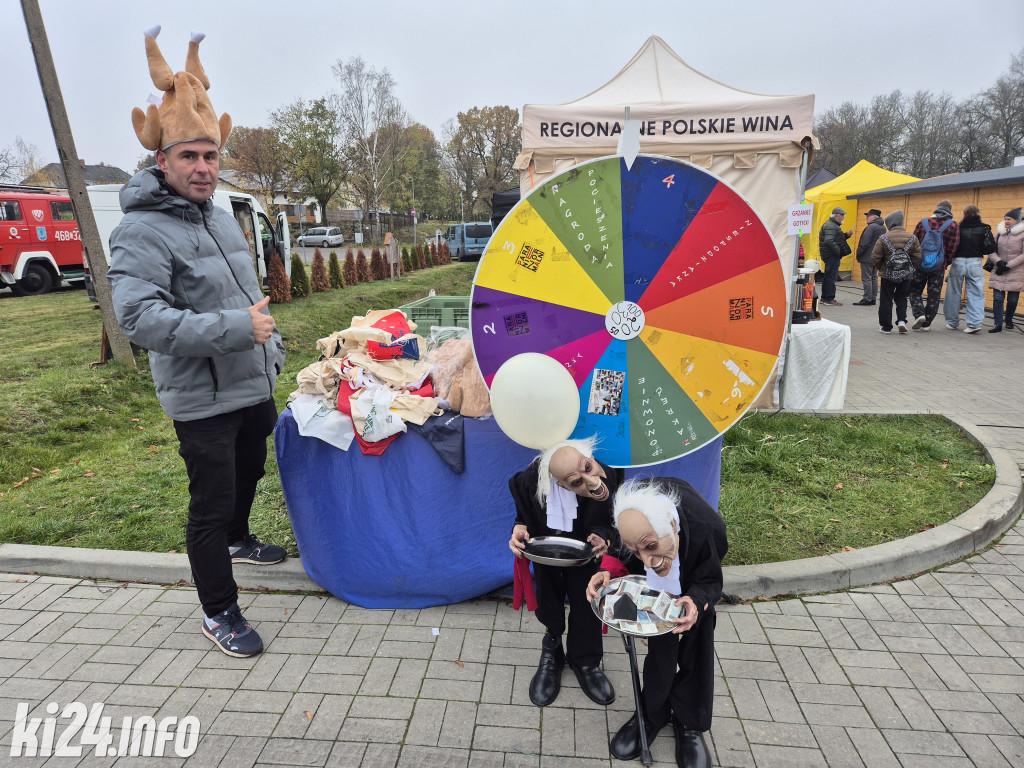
{"left": 119, "top": 167, "right": 213, "bottom": 220}
{"left": 997, "top": 220, "right": 1024, "bottom": 236}
{"left": 884, "top": 211, "right": 904, "bottom": 229}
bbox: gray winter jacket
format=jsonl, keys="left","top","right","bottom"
{"left": 108, "top": 168, "right": 285, "bottom": 421}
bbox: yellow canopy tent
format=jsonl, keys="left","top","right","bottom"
{"left": 803, "top": 160, "right": 919, "bottom": 271}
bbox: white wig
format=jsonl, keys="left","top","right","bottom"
{"left": 534, "top": 435, "right": 598, "bottom": 505}
{"left": 612, "top": 478, "right": 680, "bottom": 538}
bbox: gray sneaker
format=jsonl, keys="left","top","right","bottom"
{"left": 203, "top": 604, "right": 263, "bottom": 657}
{"left": 963, "top": 326, "right": 981, "bottom": 334}
{"left": 229, "top": 535, "right": 286, "bottom": 565}
{"left": 897, "top": 321, "right": 908, "bottom": 334}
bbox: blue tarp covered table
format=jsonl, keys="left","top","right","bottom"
{"left": 275, "top": 409, "right": 722, "bottom": 608}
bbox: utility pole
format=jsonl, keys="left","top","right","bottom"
{"left": 20, "top": 0, "right": 135, "bottom": 367}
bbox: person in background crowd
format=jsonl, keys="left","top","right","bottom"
{"left": 872, "top": 211, "right": 921, "bottom": 334}
{"left": 818, "top": 207, "right": 853, "bottom": 306}
{"left": 853, "top": 208, "right": 885, "bottom": 306}
{"left": 944, "top": 205, "right": 993, "bottom": 334}
{"left": 910, "top": 201, "right": 960, "bottom": 331}
{"left": 987, "top": 207, "right": 1024, "bottom": 333}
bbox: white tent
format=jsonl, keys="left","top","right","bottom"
{"left": 516, "top": 36, "right": 817, "bottom": 256}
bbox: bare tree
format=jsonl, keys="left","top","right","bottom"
{"left": 224, "top": 125, "right": 287, "bottom": 209}
{"left": 812, "top": 47, "right": 1024, "bottom": 178}
{"left": 976, "top": 49, "right": 1024, "bottom": 167}
{"left": 809, "top": 102, "right": 871, "bottom": 175}
{"left": 951, "top": 98, "right": 1000, "bottom": 172}
{"left": 0, "top": 136, "right": 46, "bottom": 183}
{"left": 0, "top": 145, "right": 18, "bottom": 183}
{"left": 332, "top": 56, "right": 409, "bottom": 239}
{"left": 861, "top": 91, "right": 909, "bottom": 172}
{"left": 134, "top": 151, "right": 157, "bottom": 172}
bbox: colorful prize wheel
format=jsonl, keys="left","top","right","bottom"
{"left": 470, "top": 155, "right": 788, "bottom": 467}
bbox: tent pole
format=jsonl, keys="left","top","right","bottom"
{"left": 776, "top": 143, "right": 812, "bottom": 409}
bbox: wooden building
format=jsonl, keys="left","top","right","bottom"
{"left": 848, "top": 165, "right": 1024, "bottom": 308}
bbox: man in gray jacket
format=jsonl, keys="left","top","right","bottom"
{"left": 107, "top": 29, "right": 286, "bottom": 658}
{"left": 853, "top": 209, "right": 885, "bottom": 306}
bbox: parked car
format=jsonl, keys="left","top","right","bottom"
{"left": 446, "top": 222, "right": 492, "bottom": 261}
{"left": 297, "top": 226, "right": 344, "bottom": 248}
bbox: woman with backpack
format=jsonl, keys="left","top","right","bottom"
{"left": 987, "top": 207, "right": 1024, "bottom": 333}
{"left": 872, "top": 211, "right": 922, "bottom": 334}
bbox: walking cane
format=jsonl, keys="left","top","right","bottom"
{"left": 622, "top": 633, "right": 653, "bottom": 766}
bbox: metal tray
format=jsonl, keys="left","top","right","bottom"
{"left": 590, "top": 574, "right": 680, "bottom": 637}
{"left": 522, "top": 536, "right": 594, "bottom": 567}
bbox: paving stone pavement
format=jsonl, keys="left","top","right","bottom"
{"left": 1, "top": 279, "right": 1023, "bottom": 767}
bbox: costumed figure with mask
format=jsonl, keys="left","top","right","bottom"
{"left": 587, "top": 478, "right": 727, "bottom": 768}
{"left": 508, "top": 436, "right": 621, "bottom": 707}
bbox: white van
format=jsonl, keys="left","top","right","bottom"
{"left": 84, "top": 184, "right": 291, "bottom": 298}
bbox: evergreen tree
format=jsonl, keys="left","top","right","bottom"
{"left": 343, "top": 249, "right": 357, "bottom": 285}
{"left": 370, "top": 248, "right": 386, "bottom": 281}
{"left": 310, "top": 249, "right": 330, "bottom": 292}
{"left": 328, "top": 251, "right": 344, "bottom": 289}
{"left": 356, "top": 250, "right": 370, "bottom": 283}
{"left": 290, "top": 252, "right": 310, "bottom": 297}
{"left": 267, "top": 250, "right": 292, "bottom": 303}
{"left": 402, "top": 246, "right": 412, "bottom": 273}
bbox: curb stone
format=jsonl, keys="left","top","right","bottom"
{"left": 1, "top": 415, "right": 1018, "bottom": 601}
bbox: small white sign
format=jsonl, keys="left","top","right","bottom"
{"left": 787, "top": 204, "right": 814, "bottom": 236}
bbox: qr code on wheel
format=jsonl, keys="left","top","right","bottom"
{"left": 728, "top": 296, "right": 754, "bottom": 321}
{"left": 516, "top": 244, "right": 544, "bottom": 272}
{"left": 504, "top": 312, "right": 530, "bottom": 336}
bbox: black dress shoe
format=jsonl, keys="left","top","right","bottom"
{"left": 672, "top": 722, "right": 711, "bottom": 768}
{"left": 852, "top": 299, "right": 876, "bottom": 306}
{"left": 528, "top": 636, "right": 564, "bottom": 707}
{"left": 568, "top": 663, "right": 615, "bottom": 705}
{"left": 609, "top": 712, "right": 664, "bottom": 760}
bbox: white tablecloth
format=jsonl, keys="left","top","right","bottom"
{"left": 780, "top": 318, "right": 851, "bottom": 410}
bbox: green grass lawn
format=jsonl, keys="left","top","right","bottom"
{"left": 0, "top": 268, "right": 995, "bottom": 566}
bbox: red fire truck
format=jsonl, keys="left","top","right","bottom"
{"left": 0, "top": 184, "right": 86, "bottom": 296}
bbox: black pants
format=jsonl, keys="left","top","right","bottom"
{"left": 534, "top": 559, "right": 603, "bottom": 667}
{"left": 174, "top": 398, "right": 279, "bottom": 617}
{"left": 878, "top": 278, "right": 911, "bottom": 331}
{"left": 821, "top": 256, "right": 841, "bottom": 301}
{"left": 908, "top": 268, "right": 945, "bottom": 326}
{"left": 643, "top": 610, "right": 717, "bottom": 731}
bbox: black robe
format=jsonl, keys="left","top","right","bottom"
{"left": 509, "top": 459, "right": 620, "bottom": 665}
{"left": 619, "top": 477, "right": 728, "bottom": 732}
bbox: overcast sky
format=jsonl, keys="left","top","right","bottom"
{"left": 2, "top": 0, "right": 1021, "bottom": 176}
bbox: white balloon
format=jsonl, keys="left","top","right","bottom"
{"left": 489, "top": 353, "right": 580, "bottom": 449}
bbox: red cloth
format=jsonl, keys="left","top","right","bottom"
{"left": 370, "top": 310, "right": 411, "bottom": 339}
{"left": 512, "top": 556, "right": 537, "bottom": 612}
{"left": 336, "top": 380, "right": 400, "bottom": 456}
{"left": 601, "top": 554, "right": 629, "bottom": 579}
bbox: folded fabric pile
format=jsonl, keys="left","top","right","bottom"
{"left": 293, "top": 309, "right": 440, "bottom": 455}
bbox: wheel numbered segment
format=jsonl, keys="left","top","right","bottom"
{"left": 471, "top": 155, "right": 787, "bottom": 467}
